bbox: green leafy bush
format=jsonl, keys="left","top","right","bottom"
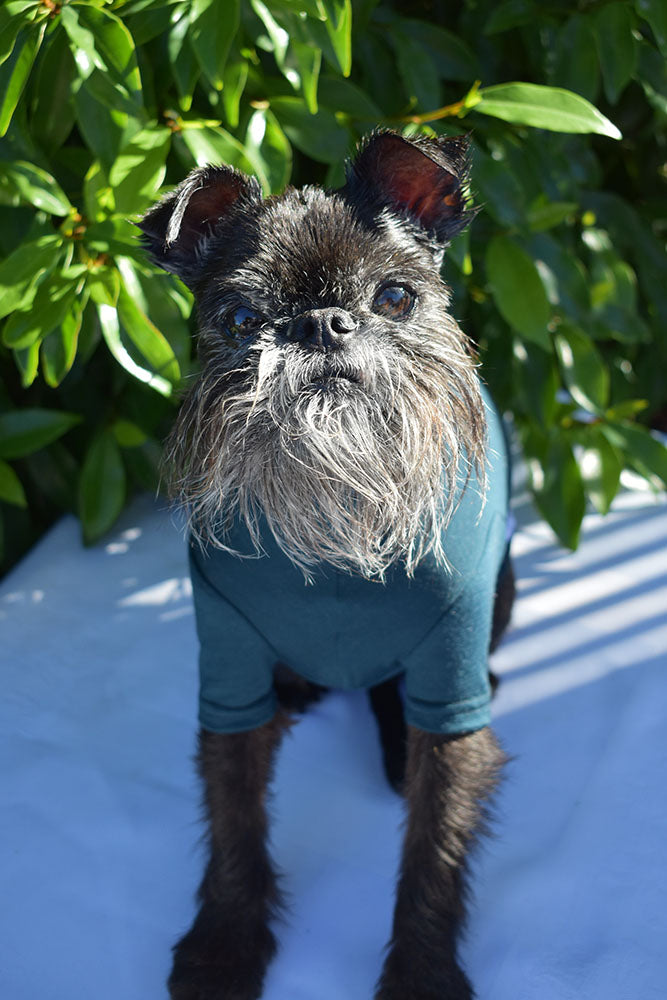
{"left": 1, "top": 0, "right": 665, "bottom": 573}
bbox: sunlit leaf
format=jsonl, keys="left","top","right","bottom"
{"left": 578, "top": 429, "right": 622, "bottom": 515}
{"left": 108, "top": 125, "right": 171, "bottom": 214}
{"left": 244, "top": 108, "right": 292, "bottom": 194}
{"left": 3, "top": 270, "right": 85, "bottom": 350}
{"left": 475, "top": 82, "right": 622, "bottom": 138}
{"left": 0, "top": 234, "right": 64, "bottom": 321}
{"left": 0, "top": 22, "right": 46, "bottom": 136}
{"left": 528, "top": 435, "right": 586, "bottom": 548}
{"left": 486, "top": 236, "right": 551, "bottom": 346}
{"left": 189, "top": 0, "right": 239, "bottom": 89}
{"left": 603, "top": 422, "right": 667, "bottom": 489}
{"left": 554, "top": 321, "right": 609, "bottom": 413}
{"left": 0, "top": 160, "right": 74, "bottom": 216}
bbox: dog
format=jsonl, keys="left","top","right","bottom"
{"left": 140, "top": 130, "right": 514, "bottom": 1000}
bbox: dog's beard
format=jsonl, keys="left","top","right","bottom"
{"left": 166, "top": 318, "right": 486, "bottom": 580}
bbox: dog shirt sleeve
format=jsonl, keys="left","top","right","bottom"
{"left": 401, "top": 385, "right": 509, "bottom": 736}
{"left": 402, "top": 512, "right": 503, "bottom": 735}
{"left": 189, "top": 544, "right": 278, "bottom": 733}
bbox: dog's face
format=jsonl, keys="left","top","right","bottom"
{"left": 140, "top": 131, "right": 486, "bottom": 579}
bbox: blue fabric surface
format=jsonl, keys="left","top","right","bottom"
{"left": 191, "top": 383, "right": 509, "bottom": 735}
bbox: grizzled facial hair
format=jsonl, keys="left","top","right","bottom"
{"left": 164, "top": 188, "right": 486, "bottom": 581}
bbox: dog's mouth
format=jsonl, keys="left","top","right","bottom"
{"left": 306, "top": 362, "right": 369, "bottom": 393}
{"left": 310, "top": 372, "right": 363, "bottom": 390}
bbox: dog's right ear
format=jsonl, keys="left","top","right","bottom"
{"left": 138, "top": 165, "right": 262, "bottom": 284}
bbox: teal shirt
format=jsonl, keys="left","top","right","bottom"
{"left": 190, "top": 385, "right": 509, "bottom": 736}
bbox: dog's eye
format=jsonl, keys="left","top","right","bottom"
{"left": 223, "top": 305, "right": 263, "bottom": 341}
{"left": 372, "top": 285, "right": 414, "bottom": 319}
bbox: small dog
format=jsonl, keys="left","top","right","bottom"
{"left": 140, "top": 130, "right": 514, "bottom": 1000}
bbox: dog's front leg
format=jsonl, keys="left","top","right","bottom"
{"left": 169, "top": 713, "right": 288, "bottom": 1000}
{"left": 376, "top": 726, "right": 505, "bottom": 1000}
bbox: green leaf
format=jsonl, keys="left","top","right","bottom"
{"left": 526, "top": 196, "right": 578, "bottom": 232}
{"left": 0, "top": 6, "right": 27, "bottom": 67}
{"left": 112, "top": 260, "right": 192, "bottom": 372}
{"left": 178, "top": 123, "right": 254, "bottom": 172}
{"left": 40, "top": 299, "right": 84, "bottom": 388}
{"left": 513, "top": 338, "right": 559, "bottom": 426}
{"left": 605, "top": 399, "right": 649, "bottom": 420}
{"left": 270, "top": 96, "right": 350, "bottom": 164}
{"left": 394, "top": 18, "right": 479, "bottom": 81}
{"left": 554, "top": 321, "right": 610, "bottom": 413}
{"left": 473, "top": 147, "right": 524, "bottom": 227}
{"left": 0, "top": 458, "right": 27, "bottom": 507}
{"left": 96, "top": 299, "right": 168, "bottom": 396}
{"left": 3, "top": 269, "right": 85, "bottom": 350}
{"left": 593, "top": 3, "right": 637, "bottom": 104}
{"left": 551, "top": 15, "right": 599, "bottom": 103}
{"left": 475, "top": 82, "right": 622, "bottom": 139}
{"left": 61, "top": 5, "right": 142, "bottom": 110}
{"left": 528, "top": 436, "right": 586, "bottom": 548}
{"left": 116, "top": 270, "right": 181, "bottom": 387}
{"left": 0, "top": 160, "right": 74, "bottom": 216}
{"left": 112, "top": 419, "right": 148, "bottom": 448}
{"left": 392, "top": 31, "right": 440, "bottom": 111}
{"left": 484, "top": 0, "right": 536, "bottom": 35}
{"left": 525, "top": 233, "right": 590, "bottom": 322}
{"left": 321, "top": 0, "right": 352, "bottom": 77}
{"left": 30, "top": 29, "right": 77, "bottom": 153}
{"left": 318, "top": 76, "right": 382, "bottom": 119}
{"left": 78, "top": 431, "right": 126, "bottom": 544}
{"left": 0, "top": 22, "right": 46, "bottom": 137}
{"left": 221, "top": 58, "right": 249, "bottom": 128}
{"left": 0, "top": 408, "right": 81, "bottom": 460}
{"left": 0, "top": 234, "right": 63, "bottom": 321}
{"left": 577, "top": 428, "right": 622, "bottom": 515}
{"left": 73, "top": 85, "right": 130, "bottom": 173}
{"left": 244, "top": 108, "right": 292, "bottom": 194}
{"left": 13, "top": 340, "right": 40, "bottom": 388}
{"left": 486, "top": 236, "right": 551, "bottom": 346}
{"left": 189, "top": 0, "right": 240, "bottom": 89}
{"left": 167, "top": 7, "right": 200, "bottom": 111}
{"left": 603, "top": 422, "right": 667, "bottom": 489}
{"left": 108, "top": 124, "right": 171, "bottom": 214}
{"left": 291, "top": 40, "right": 321, "bottom": 114}
{"left": 636, "top": 0, "right": 667, "bottom": 56}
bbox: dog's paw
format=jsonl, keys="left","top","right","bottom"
{"left": 375, "top": 959, "right": 474, "bottom": 1000}
{"left": 375, "top": 981, "right": 473, "bottom": 1000}
{"left": 167, "top": 914, "right": 276, "bottom": 1000}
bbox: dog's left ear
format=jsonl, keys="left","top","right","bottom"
{"left": 344, "top": 131, "right": 472, "bottom": 246}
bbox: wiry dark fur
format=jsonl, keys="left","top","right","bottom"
{"left": 140, "top": 130, "right": 514, "bottom": 1000}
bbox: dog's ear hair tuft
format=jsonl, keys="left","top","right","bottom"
{"left": 138, "top": 166, "right": 262, "bottom": 282}
{"left": 344, "top": 130, "right": 473, "bottom": 244}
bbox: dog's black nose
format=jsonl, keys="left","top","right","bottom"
{"left": 286, "top": 308, "right": 357, "bottom": 351}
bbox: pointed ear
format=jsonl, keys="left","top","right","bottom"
{"left": 138, "top": 165, "right": 261, "bottom": 283}
{"left": 344, "top": 131, "right": 472, "bottom": 244}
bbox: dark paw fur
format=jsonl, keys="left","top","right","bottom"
{"left": 376, "top": 967, "right": 473, "bottom": 1000}
{"left": 368, "top": 677, "right": 407, "bottom": 792}
{"left": 168, "top": 911, "right": 277, "bottom": 1000}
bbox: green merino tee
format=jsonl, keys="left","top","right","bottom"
{"left": 190, "top": 382, "right": 510, "bottom": 736}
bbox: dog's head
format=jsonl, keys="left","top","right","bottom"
{"left": 140, "top": 131, "right": 486, "bottom": 579}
